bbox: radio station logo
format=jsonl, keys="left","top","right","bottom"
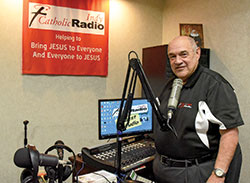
{"left": 28, "top": 2, "right": 105, "bottom": 35}
{"left": 112, "top": 104, "right": 149, "bottom": 117}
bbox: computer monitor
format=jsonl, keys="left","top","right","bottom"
{"left": 98, "top": 98, "right": 153, "bottom": 140}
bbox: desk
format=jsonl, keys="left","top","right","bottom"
{"left": 69, "top": 153, "right": 155, "bottom": 183}
{"left": 69, "top": 154, "right": 99, "bottom": 183}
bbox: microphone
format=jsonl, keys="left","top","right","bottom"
{"left": 55, "top": 140, "right": 64, "bottom": 160}
{"left": 167, "top": 78, "right": 183, "bottom": 119}
{"left": 14, "top": 148, "right": 59, "bottom": 168}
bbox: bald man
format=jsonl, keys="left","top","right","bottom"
{"left": 153, "top": 36, "right": 243, "bottom": 183}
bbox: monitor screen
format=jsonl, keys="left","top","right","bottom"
{"left": 98, "top": 98, "right": 153, "bottom": 140}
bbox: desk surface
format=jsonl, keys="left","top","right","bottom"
{"left": 69, "top": 154, "right": 99, "bottom": 183}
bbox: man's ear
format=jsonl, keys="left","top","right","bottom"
{"left": 196, "top": 47, "right": 201, "bottom": 60}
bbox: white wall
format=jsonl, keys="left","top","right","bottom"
{"left": 162, "top": 0, "right": 250, "bottom": 182}
{"left": 2, "top": 0, "right": 249, "bottom": 182}
{"left": 0, "top": 0, "right": 164, "bottom": 182}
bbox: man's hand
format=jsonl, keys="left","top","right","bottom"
{"left": 206, "top": 171, "right": 225, "bottom": 183}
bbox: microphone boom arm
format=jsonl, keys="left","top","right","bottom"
{"left": 115, "top": 51, "right": 177, "bottom": 179}
{"left": 129, "top": 57, "right": 177, "bottom": 135}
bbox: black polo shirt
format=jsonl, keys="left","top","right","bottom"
{"left": 154, "top": 65, "right": 244, "bottom": 159}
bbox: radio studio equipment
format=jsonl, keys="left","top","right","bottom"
{"left": 115, "top": 51, "right": 182, "bottom": 179}
{"left": 82, "top": 98, "right": 156, "bottom": 182}
{"left": 13, "top": 120, "right": 77, "bottom": 183}
{"left": 14, "top": 147, "right": 61, "bottom": 183}
{"left": 167, "top": 78, "right": 183, "bottom": 119}
{"left": 14, "top": 141, "right": 76, "bottom": 183}
{"left": 44, "top": 140, "right": 76, "bottom": 183}
{"left": 14, "top": 51, "right": 183, "bottom": 183}
{"left": 81, "top": 51, "right": 182, "bottom": 182}
{"left": 13, "top": 120, "right": 39, "bottom": 183}
{"left": 23, "top": 120, "right": 29, "bottom": 148}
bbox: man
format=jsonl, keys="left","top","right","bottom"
{"left": 153, "top": 36, "right": 244, "bottom": 183}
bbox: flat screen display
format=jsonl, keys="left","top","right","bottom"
{"left": 98, "top": 98, "right": 153, "bottom": 140}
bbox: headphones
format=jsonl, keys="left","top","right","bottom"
{"left": 44, "top": 140, "right": 76, "bottom": 182}
{"left": 20, "top": 168, "right": 35, "bottom": 183}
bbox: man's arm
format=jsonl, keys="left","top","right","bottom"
{"left": 206, "top": 127, "right": 239, "bottom": 183}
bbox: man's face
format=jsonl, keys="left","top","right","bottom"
{"left": 168, "top": 37, "right": 200, "bottom": 83}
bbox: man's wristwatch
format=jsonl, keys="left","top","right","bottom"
{"left": 213, "top": 168, "right": 226, "bottom": 178}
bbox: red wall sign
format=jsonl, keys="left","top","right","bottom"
{"left": 22, "top": 0, "right": 109, "bottom": 76}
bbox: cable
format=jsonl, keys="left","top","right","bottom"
{"left": 116, "top": 174, "right": 127, "bottom": 183}
{"left": 115, "top": 172, "right": 127, "bottom": 183}
{"left": 92, "top": 172, "right": 113, "bottom": 183}
{"left": 75, "top": 161, "right": 85, "bottom": 183}
{"left": 128, "top": 51, "right": 139, "bottom": 61}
